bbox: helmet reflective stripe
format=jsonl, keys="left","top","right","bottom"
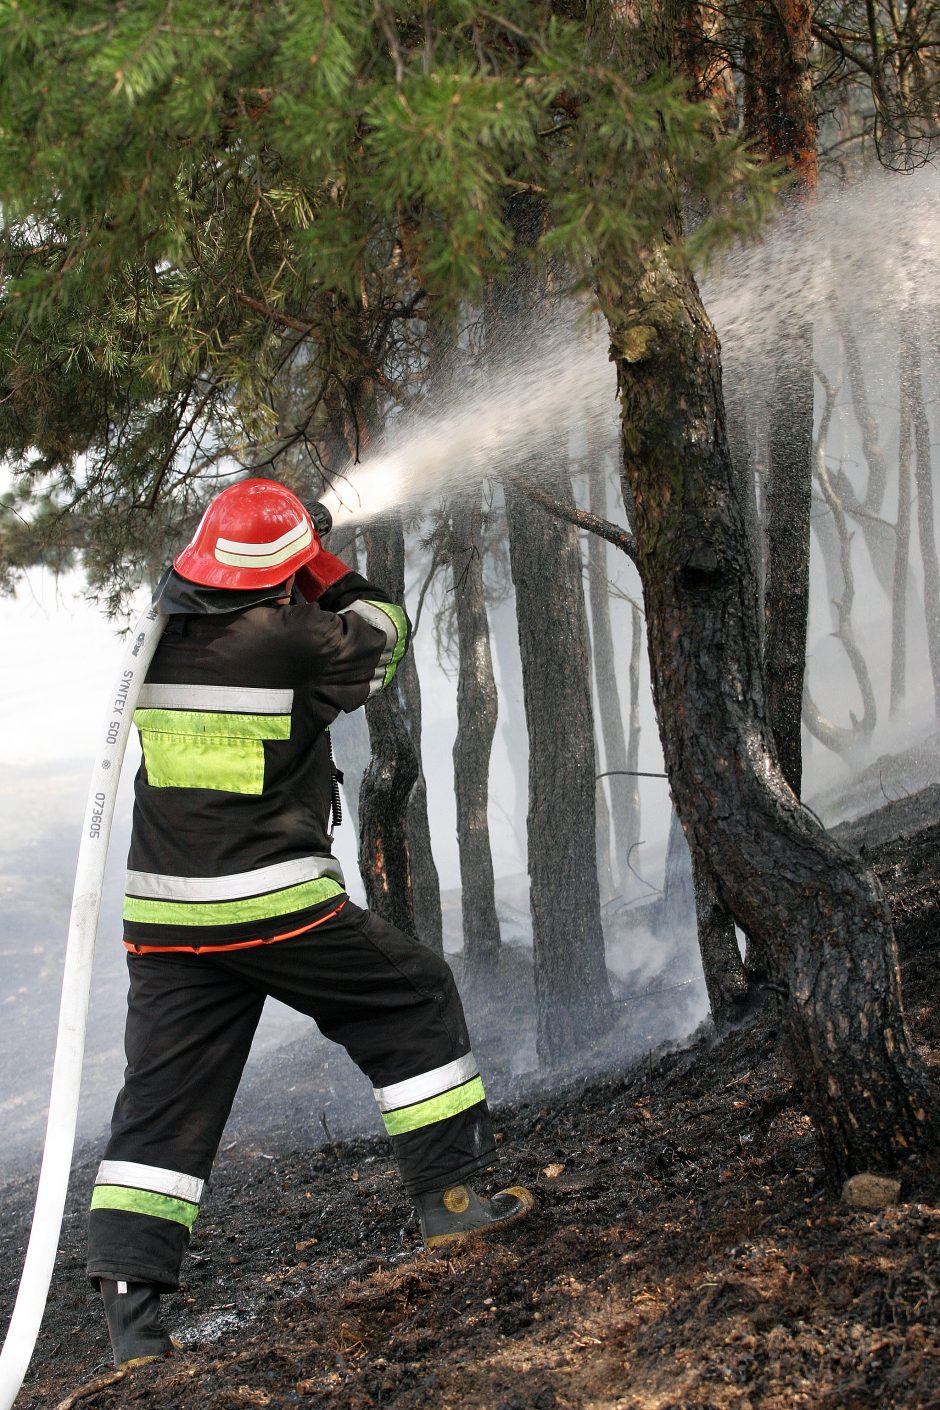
{"left": 214, "top": 518, "right": 312, "bottom": 570}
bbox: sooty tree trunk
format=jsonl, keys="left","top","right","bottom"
{"left": 890, "top": 325, "right": 914, "bottom": 717}
{"left": 762, "top": 322, "right": 813, "bottom": 796}
{"left": 603, "top": 246, "right": 940, "bottom": 1183}
{"left": 327, "top": 531, "right": 371, "bottom": 839}
{"left": 624, "top": 600, "right": 643, "bottom": 880}
{"left": 587, "top": 459, "right": 633, "bottom": 894}
{"left": 504, "top": 473, "right": 616, "bottom": 1067}
{"left": 449, "top": 490, "right": 502, "bottom": 981}
{"left": 744, "top": 0, "right": 817, "bottom": 799}
{"left": 359, "top": 516, "right": 420, "bottom": 938}
{"left": 909, "top": 321, "right": 940, "bottom": 728}
{"left": 399, "top": 642, "right": 444, "bottom": 954}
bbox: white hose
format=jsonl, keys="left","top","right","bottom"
{"left": 0, "top": 604, "right": 167, "bottom": 1410}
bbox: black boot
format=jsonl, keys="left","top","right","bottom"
{"left": 415, "top": 1182, "right": 534, "bottom": 1249}
{"left": 100, "top": 1279, "right": 173, "bottom": 1367}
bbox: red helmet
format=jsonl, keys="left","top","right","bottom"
{"left": 174, "top": 479, "right": 321, "bottom": 589}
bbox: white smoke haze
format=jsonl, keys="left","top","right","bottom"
{"left": 1, "top": 161, "right": 938, "bottom": 1171}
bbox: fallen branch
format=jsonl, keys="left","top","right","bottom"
{"left": 54, "top": 1370, "right": 127, "bottom": 1410}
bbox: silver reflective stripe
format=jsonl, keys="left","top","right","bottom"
{"left": 96, "top": 1160, "right": 204, "bottom": 1205}
{"left": 125, "top": 854, "right": 345, "bottom": 902}
{"left": 339, "top": 601, "right": 397, "bottom": 696}
{"left": 136, "top": 684, "right": 294, "bottom": 714}
{"left": 214, "top": 519, "right": 313, "bottom": 569}
{"left": 217, "top": 519, "right": 310, "bottom": 557}
{"left": 373, "top": 1053, "right": 480, "bottom": 1114}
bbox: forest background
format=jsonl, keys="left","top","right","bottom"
{"left": 0, "top": 0, "right": 939, "bottom": 1202}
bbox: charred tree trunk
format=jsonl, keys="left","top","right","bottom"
{"left": 909, "top": 322, "right": 940, "bottom": 727}
{"left": 449, "top": 490, "right": 502, "bottom": 980}
{"left": 744, "top": 0, "right": 817, "bottom": 798}
{"left": 327, "top": 532, "right": 371, "bottom": 840}
{"left": 399, "top": 641, "right": 444, "bottom": 954}
{"left": 662, "top": 805, "right": 745, "bottom": 1023}
{"left": 587, "top": 460, "right": 633, "bottom": 894}
{"left": 761, "top": 325, "right": 814, "bottom": 796}
{"left": 603, "top": 244, "right": 939, "bottom": 1183}
{"left": 504, "top": 473, "right": 616, "bottom": 1067}
{"left": 890, "top": 327, "right": 915, "bottom": 717}
{"left": 625, "top": 600, "right": 643, "bottom": 880}
{"left": 691, "top": 851, "right": 749, "bottom": 1026}
{"left": 359, "top": 517, "right": 420, "bottom": 938}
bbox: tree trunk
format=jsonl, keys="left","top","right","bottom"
{"left": 890, "top": 326, "right": 915, "bottom": 718}
{"left": 587, "top": 460, "right": 633, "bottom": 894}
{"left": 691, "top": 850, "right": 749, "bottom": 1027}
{"left": 398, "top": 641, "right": 445, "bottom": 954}
{"left": 603, "top": 245, "right": 939, "bottom": 1183}
{"left": 449, "top": 490, "right": 502, "bottom": 980}
{"left": 504, "top": 473, "right": 616, "bottom": 1067}
{"left": 625, "top": 600, "right": 643, "bottom": 880}
{"left": 909, "top": 321, "right": 940, "bottom": 727}
{"left": 744, "top": 0, "right": 817, "bottom": 798}
{"left": 327, "top": 532, "right": 371, "bottom": 839}
{"left": 359, "top": 517, "right": 420, "bottom": 938}
{"left": 762, "top": 324, "right": 814, "bottom": 795}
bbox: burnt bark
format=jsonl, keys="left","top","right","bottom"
{"left": 744, "top": 0, "right": 817, "bottom": 798}
{"left": 448, "top": 490, "right": 502, "bottom": 980}
{"left": 890, "top": 326, "right": 915, "bottom": 717}
{"left": 761, "top": 322, "right": 814, "bottom": 796}
{"left": 504, "top": 473, "right": 616, "bottom": 1067}
{"left": 327, "top": 531, "right": 371, "bottom": 838}
{"left": 909, "top": 322, "right": 940, "bottom": 727}
{"left": 359, "top": 517, "right": 420, "bottom": 938}
{"left": 625, "top": 600, "right": 643, "bottom": 879}
{"left": 691, "top": 850, "right": 749, "bottom": 1027}
{"left": 604, "top": 246, "right": 939, "bottom": 1183}
{"left": 587, "top": 460, "right": 634, "bottom": 895}
{"left": 399, "top": 641, "right": 444, "bottom": 954}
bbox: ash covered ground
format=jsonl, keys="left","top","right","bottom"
{"left": 2, "top": 782, "right": 939, "bottom": 1410}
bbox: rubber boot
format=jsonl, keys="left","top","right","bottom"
{"left": 415, "top": 1182, "right": 534, "bottom": 1249}
{"left": 100, "top": 1279, "right": 173, "bottom": 1368}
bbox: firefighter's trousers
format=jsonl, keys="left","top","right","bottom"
{"left": 87, "top": 900, "right": 495, "bottom": 1290}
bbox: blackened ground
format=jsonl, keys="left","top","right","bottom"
{"left": 2, "top": 790, "right": 939, "bottom": 1410}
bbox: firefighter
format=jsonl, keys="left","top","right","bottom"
{"left": 87, "top": 479, "right": 532, "bottom": 1367}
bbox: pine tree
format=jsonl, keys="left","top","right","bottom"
{"left": 0, "top": 0, "right": 767, "bottom": 584}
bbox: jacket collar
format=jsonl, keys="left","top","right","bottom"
{"left": 152, "top": 566, "right": 288, "bottom": 616}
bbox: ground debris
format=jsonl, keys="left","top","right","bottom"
{"left": 842, "top": 1172, "right": 903, "bottom": 1209}
{"left": 4, "top": 860, "right": 940, "bottom": 1410}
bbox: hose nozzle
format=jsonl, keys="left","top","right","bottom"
{"left": 311, "top": 501, "right": 333, "bottom": 539}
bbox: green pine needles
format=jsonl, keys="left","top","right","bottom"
{"left": 0, "top": 0, "right": 774, "bottom": 593}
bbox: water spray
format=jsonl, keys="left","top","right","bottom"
{"left": 0, "top": 606, "right": 167, "bottom": 1410}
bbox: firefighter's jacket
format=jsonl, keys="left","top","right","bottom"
{"left": 122, "top": 569, "right": 408, "bottom": 952}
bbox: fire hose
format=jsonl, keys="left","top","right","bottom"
{"left": 0, "top": 603, "right": 168, "bottom": 1409}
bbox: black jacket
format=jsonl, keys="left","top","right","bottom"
{"left": 122, "top": 571, "right": 409, "bottom": 952}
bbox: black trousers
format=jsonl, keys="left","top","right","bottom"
{"left": 87, "top": 900, "right": 495, "bottom": 1290}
